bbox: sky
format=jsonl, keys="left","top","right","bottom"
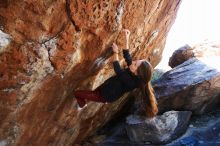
{"left": 156, "top": 0, "right": 220, "bottom": 69}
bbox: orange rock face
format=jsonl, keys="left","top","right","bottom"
{"left": 0, "top": 0, "right": 181, "bottom": 145}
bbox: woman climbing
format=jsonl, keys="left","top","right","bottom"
{"left": 74, "top": 29, "right": 158, "bottom": 118}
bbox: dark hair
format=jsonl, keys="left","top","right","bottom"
{"left": 137, "top": 61, "right": 158, "bottom": 118}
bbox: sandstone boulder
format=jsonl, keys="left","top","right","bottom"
{"left": 0, "top": 0, "right": 181, "bottom": 145}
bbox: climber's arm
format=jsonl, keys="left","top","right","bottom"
{"left": 123, "top": 49, "right": 132, "bottom": 66}
{"left": 122, "top": 29, "right": 132, "bottom": 66}
{"left": 112, "top": 43, "right": 123, "bottom": 75}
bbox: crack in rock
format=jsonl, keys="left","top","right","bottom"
{"left": 147, "top": 30, "right": 159, "bottom": 44}
{"left": 38, "top": 24, "right": 66, "bottom": 45}
{"left": 65, "top": 0, "right": 80, "bottom": 32}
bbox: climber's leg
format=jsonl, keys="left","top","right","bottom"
{"left": 75, "top": 97, "right": 86, "bottom": 108}
{"left": 74, "top": 89, "right": 106, "bottom": 107}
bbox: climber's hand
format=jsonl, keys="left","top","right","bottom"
{"left": 122, "top": 29, "right": 130, "bottom": 40}
{"left": 122, "top": 29, "right": 130, "bottom": 49}
{"left": 112, "top": 43, "right": 119, "bottom": 54}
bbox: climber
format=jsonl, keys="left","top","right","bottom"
{"left": 73, "top": 29, "right": 158, "bottom": 118}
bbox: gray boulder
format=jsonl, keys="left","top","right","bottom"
{"left": 125, "top": 111, "right": 192, "bottom": 145}
{"left": 154, "top": 58, "right": 220, "bottom": 115}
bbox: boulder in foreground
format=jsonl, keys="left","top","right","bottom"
{"left": 126, "top": 111, "right": 192, "bottom": 144}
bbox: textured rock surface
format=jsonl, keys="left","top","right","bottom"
{"left": 125, "top": 111, "right": 192, "bottom": 145}
{"left": 154, "top": 55, "right": 220, "bottom": 115}
{"left": 168, "top": 44, "right": 192, "bottom": 68}
{"left": 168, "top": 108, "right": 220, "bottom": 146}
{"left": 0, "top": 0, "right": 181, "bottom": 145}
{"left": 83, "top": 109, "right": 220, "bottom": 146}
{"left": 169, "top": 42, "right": 220, "bottom": 68}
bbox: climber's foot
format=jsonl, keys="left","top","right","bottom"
{"left": 75, "top": 97, "right": 86, "bottom": 108}
{"left": 75, "top": 103, "right": 87, "bottom": 111}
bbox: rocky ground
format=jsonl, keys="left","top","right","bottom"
{"left": 79, "top": 107, "right": 220, "bottom": 146}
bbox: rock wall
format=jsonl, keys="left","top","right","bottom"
{"left": 0, "top": 0, "right": 181, "bottom": 145}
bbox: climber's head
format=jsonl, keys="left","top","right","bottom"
{"left": 136, "top": 60, "right": 153, "bottom": 84}
{"left": 129, "top": 60, "right": 144, "bottom": 75}
{"left": 129, "top": 60, "right": 153, "bottom": 82}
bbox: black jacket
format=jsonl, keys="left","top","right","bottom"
{"left": 97, "top": 49, "right": 141, "bottom": 102}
